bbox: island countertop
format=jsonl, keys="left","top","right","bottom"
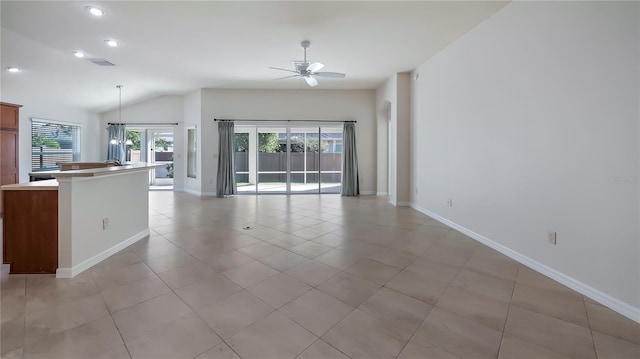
{"left": 29, "top": 162, "right": 164, "bottom": 178}
{"left": 1, "top": 179, "right": 59, "bottom": 191}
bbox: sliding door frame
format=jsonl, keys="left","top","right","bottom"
{"left": 235, "top": 122, "right": 342, "bottom": 195}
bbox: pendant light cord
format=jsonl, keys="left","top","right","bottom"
{"left": 117, "top": 85, "right": 123, "bottom": 123}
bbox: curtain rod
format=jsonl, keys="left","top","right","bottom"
{"left": 214, "top": 119, "right": 356, "bottom": 123}
{"left": 108, "top": 122, "right": 179, "bottom": 126}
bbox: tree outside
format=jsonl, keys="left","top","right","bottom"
{"left": 291, "top": 138, "right": 328, "bottom": 153}
{"left": 32, "top": 133, "right": 60, "bottom": 148}
{"left": 126, "top": 131, "right": 141, "bottom": 150}
{"left": 155, "top": 137, "right": 173, "bottom": 151}
{"left": 235, "top": 132, "right": 281, "bottom": 153}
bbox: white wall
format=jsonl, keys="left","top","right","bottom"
{"left": 182, "top": 90, "right": 202, "bottom": 194}
{"left": 376, "top": 73, "right": 411, "bottom": 204}
{"left": 397, "top": 73, "right": 411, "bottom": 204}
{"left": 0, "top": 97, "right": 101, "bottom": 183}
{"left": 411, "top": 1, "right": 639, "bottom": 317}
{"left": 201, "top": 89, "right": 377, "bottom": 195}
{"left": 376, "top": 77, "right": 396, "bottom": 199}
{"left": 100, "top": 95, "right": 185, "bottom": 189}
{"left": 57, "top": 170, "right": 149, "bottom": 273}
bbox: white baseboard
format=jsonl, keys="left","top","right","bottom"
{"left": 360, "top": 191, "right": 376, "bottom": 195}
{"left": 410, "top": 203, "right": 640, "bottom": 324}
{"left": 201, "top": 192, "right": 217, "bottom": 196}
{"left": 183, "top": 188, "right": 201, "bottom": 196}
{"left": 376, "top": 192, "right": 388, "bottom": 196}
{"left": 56, "top": 229, "right": 149, "bottom": 279}
{"left": 396, "top": 201, "right": 411, "bottom": 207}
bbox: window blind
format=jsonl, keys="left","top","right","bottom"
{"left": 31, "top": 120, "right": 81, "bottom": 171}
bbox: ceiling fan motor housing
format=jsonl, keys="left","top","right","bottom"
{"left": 294, "top": 61, "right": 311, "bottom": 74}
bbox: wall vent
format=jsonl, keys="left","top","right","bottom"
{"left": 87, "top": 58, "right": 115, "bottom": 66}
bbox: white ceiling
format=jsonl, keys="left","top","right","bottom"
{"left": 1, "top": 1, "right": 508, "bottom": 112}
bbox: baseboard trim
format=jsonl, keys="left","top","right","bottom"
{"left": 56, "top": 229, "right": 149, "bottom": 278}
{"left": 396, "top": 201, "right": 411, "bottom": 207}
{"left": 359, "top": 191, "right": 375, "bottom": 195}
{"left": 376, "top": 192, "right": 388, "bottom": 196}
{"left": 410, "top": 203, "right": 640, "bottom": 324}
{"left": 183, "top": 188, "right": 201, "bottom": 196}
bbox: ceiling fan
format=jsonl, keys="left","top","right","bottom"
{"left": 269, "top": 41, "right": 346, "bottom": 87}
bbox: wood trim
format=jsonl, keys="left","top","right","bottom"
{"left": 0, "top": 102, "right": 23, "bottom": 108}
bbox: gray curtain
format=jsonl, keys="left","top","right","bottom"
{"left": 216, "top": 121, "right": 237, "bottom": 197}
{"left": 342, "top": 122, "right": 359, "bottom": 196}
{"left": 107, "top": 124, "right": 126, "bottom": 162}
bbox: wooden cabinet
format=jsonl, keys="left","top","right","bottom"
{"left": 3, "top": 187, "right": 58, "bottom": 273}
{"left": 1, "top": 102, "right": 20, "bottom": 130}
{"left": 0, "top": 102, "right": 21, "bottom": 216}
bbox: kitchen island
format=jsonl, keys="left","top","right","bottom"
{"left": 2, "top": 163, "right": 162, "bottom": 277}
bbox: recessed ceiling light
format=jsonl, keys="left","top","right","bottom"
{"left": 105, "top": 40, "right": 118, "bottom": 47}
{"left": 73, "top": 51, "right": 85, "bottom": 58}
{"left": 86, "top": 6, "right": 104, "bottom": 17}
{"left": 6, "top": 67, "right": 21, "bottom": 73}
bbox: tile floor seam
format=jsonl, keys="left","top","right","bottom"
{"left": 410, "top": 240, "right": 488, "bottom": 358}
{"left": 583, "top": 294, "right": 601, "bottom": 359}
{"left": 495, "top": 262, "right": 522, "bottom": 359}
{"left": 108, "top": 314, "right": 134, "bottom": 359}
{"left": 19, "top": 277, "right": 27, "bottom": 356}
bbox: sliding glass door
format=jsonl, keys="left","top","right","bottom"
{"left": 320, "top": 126, "right": 343, "bottom": 193}
{"left": 257, "top": 127, "right": 287, "bottom": 193}
{"left": 235, "top": 124, "right": 342, "bottom": 194}
{"left": 290, "top": 128, "right": 319, "bottom": 193}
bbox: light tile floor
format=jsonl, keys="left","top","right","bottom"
{"left": 2, "top": 193, "right": 639, "bottom": 359}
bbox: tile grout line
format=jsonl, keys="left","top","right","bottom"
{"left": 496, "top": 263, "right": 522, "bottom": 359}
{"left": 584, "top": 293, "right": 601, "bottom": 359}
{"left": 391, "top": 229, "right": 476, "bottom": 359}
{"left": 91, "top": 267, "right": 134, "bottom": 359}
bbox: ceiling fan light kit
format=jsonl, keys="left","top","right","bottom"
{"left": 270, "top": 41, "right": 346, "bottom": 87}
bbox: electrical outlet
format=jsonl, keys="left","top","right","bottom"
{"left": 447, "top": 199, "right": 453, "bottom": 207}
{"left": 102, "top": 218, "right": 109, "bottom": 230}
{"left": 415, "top": 188, "right": 419, "bottom": 194}
{"left": 547, "top": 231, "right": 556, "bottom": 245}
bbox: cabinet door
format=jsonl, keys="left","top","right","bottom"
{"left": 1, "top": 130, "right": 19, "bottom": 185}
{"left": 0, "top": 104, "right": 19, "bottom": 130}
{"left": 3, "top": 190, "right": 58, "bottom": 273}
{"left": 0, "top": 130, "right": 19, "bottom": 216}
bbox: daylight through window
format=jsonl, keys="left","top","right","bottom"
{"left": 31, "top": 119, "right": 81, "bottom": 171}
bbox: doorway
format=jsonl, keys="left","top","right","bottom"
{"left": 235, "top": 124, "right": 343, "bottom": 194}
{"left": 125, "top": 128, "right": 174, "bottom": 189}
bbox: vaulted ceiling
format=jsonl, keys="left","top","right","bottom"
{"left": 1, "top": 1, "right": 508, "bottom": 112}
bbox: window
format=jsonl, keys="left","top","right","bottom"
{"left": 187, "top": 128, "right": 197, "bottom": 178}
{"left": 31, "top": 119, "right": 81, "bottom": 171}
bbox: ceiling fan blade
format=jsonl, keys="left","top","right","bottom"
{"left": 304, "top": 76, "right": 318, "bottom": 87}
{"left": 306, "top": 62, "right": 324, "bottom": 73}
{"left": 314, "top": 72, "right": 346, "bottom": 78}
{"left": 269, "top": 66, "right": 298, "bottom": 74}
{"left": 273, "top": 74, "right": 301, "bottom": 80}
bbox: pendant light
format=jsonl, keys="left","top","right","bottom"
{"left": 110, "top": 85, "right": 132, "bottom": 145}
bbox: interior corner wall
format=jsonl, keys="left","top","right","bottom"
{"left": 0, "top": 97, "right": 101, "bottom": 183}
{"left": 376, "top": 73, "right": 411, "bottom": 205}
{"left": 200, "top": 89, "right": 377, "bottom": 195}
{"left": 396, "top": 73, "right": 411, "bottom": 204}
{"left": 411, "top": 1, "right": 640, "bottom": 317}
{"left": 376, "top": 76, "right": 397, "bottom": 203}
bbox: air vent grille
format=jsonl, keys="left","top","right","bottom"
{"left": 87, "top": 58, "right": 115, "bottom": 66}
